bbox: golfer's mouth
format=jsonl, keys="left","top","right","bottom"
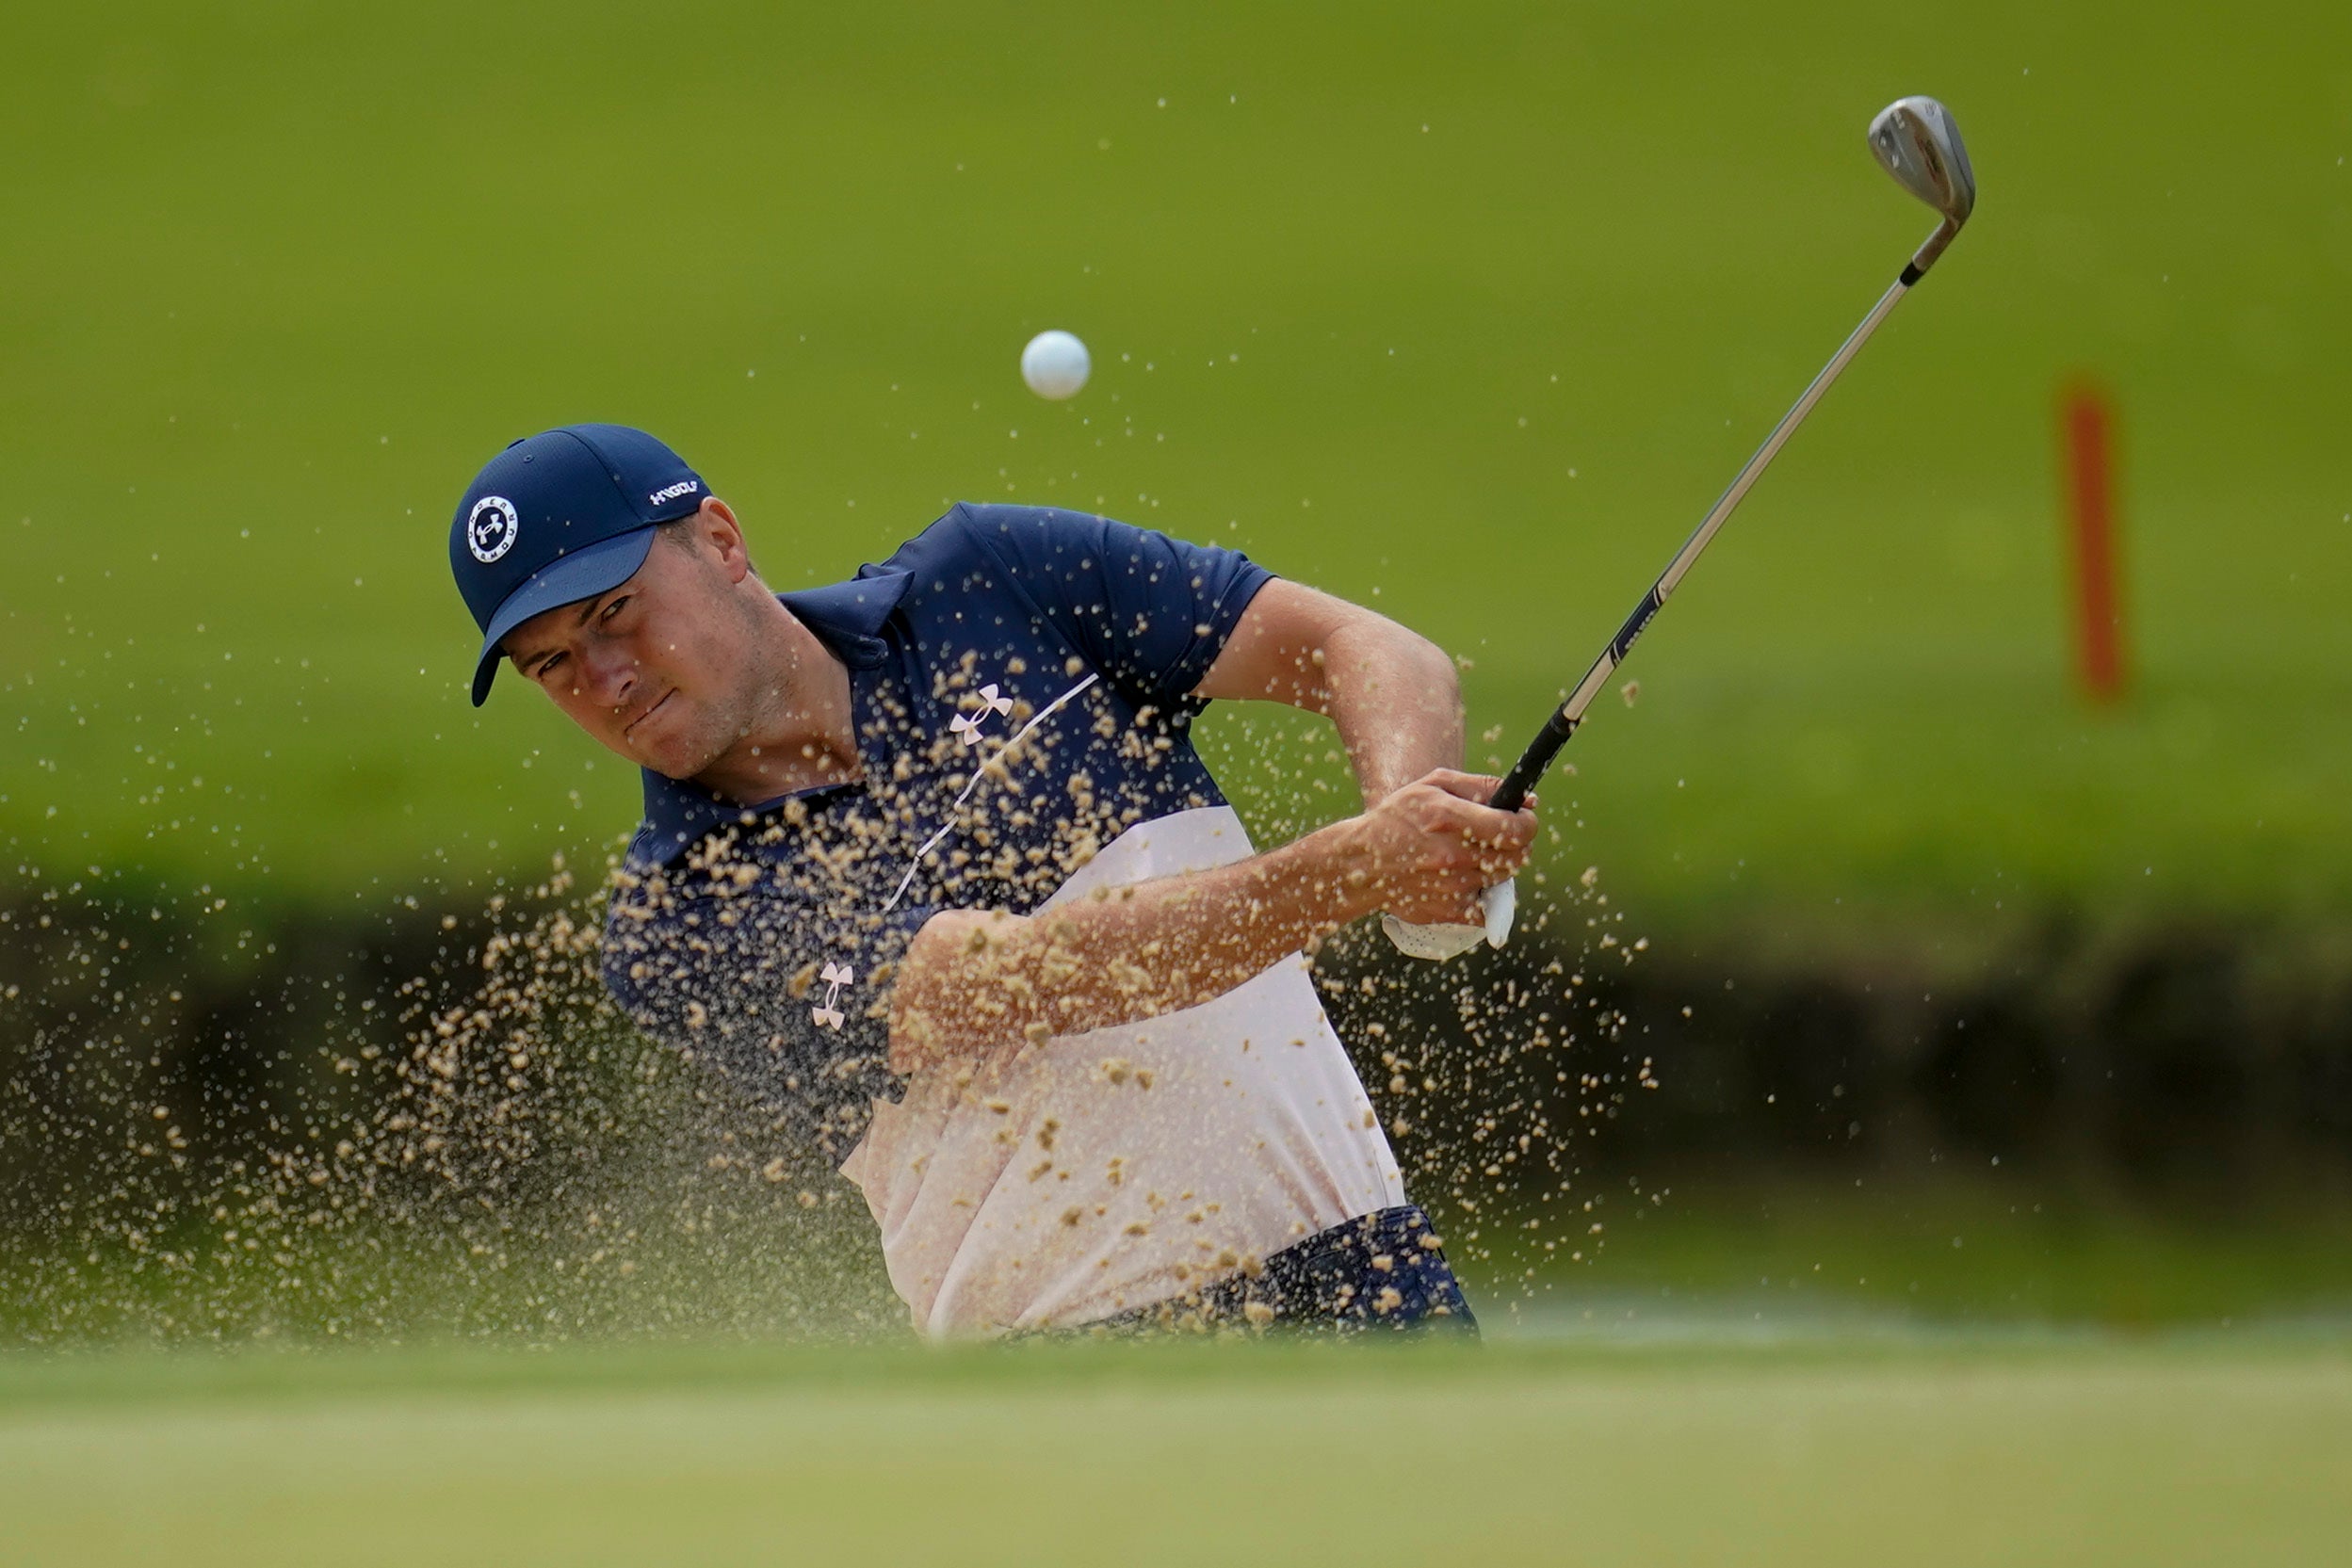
{"left": 624, "top": 687, "right": 676, "bottom": 740}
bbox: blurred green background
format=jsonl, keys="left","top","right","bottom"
{"left": 2, "top": 6, "right": 2349, "bottom": 1555}
{"left": 5, "top": 0, "right": 2346, "bottom": 929}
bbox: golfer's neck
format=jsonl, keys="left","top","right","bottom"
{"left": 693, "top": 629, "right": 862, "bottom": 806}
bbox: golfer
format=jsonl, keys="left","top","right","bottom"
{"left": 449, "top": 424, "right": 1535, "bottom": 1336}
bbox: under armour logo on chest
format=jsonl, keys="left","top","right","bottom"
{"left": 949, "top": 683, "right": 1014, "bottom": 747}
{"left": 811, "top": 961, "right": 854, "bottom": 1030}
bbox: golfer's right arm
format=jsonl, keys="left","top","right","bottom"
{"left": 886, "top": 769, "right": 1534, "bottom": 1072}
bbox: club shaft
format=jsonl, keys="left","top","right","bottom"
{"left": 1490, "top": 270, "right": 1917, "bottom": 815}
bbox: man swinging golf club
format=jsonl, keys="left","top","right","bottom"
{"left": 446, "top": 92, "right": 1975, "bottom": 1338}
{"left": 449, "top": 426, "right": 1533, "bottom": 1336}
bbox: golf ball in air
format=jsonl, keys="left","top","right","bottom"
{"left": 1021, "top": 331, "right": 1090, "bottom": 399}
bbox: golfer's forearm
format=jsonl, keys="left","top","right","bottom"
{"left": 1322, "top": 618, "right": 1464, "bottom": 805}
{"left": 889, "top": 822, "right": 1376, "bottom": 1069}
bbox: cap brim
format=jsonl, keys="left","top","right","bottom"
{"left": 471, "top": 527, "right": 659, "bottom": 705}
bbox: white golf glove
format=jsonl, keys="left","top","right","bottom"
{"left": 1380, "top": 879, "right": 1517, "bottom": 962}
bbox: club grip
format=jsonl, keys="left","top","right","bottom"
{"left": 1490, "top": 710, "right": 1576, "bottom": 815}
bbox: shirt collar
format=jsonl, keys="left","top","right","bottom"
{"left": 625, "top": 566, "right": 915, "bottom": 872}
{"left": 774, "top": 568, "right": 915, "bottom": 670}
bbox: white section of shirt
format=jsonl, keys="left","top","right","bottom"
{"left": 838, "top": 805, "right": 1405, "bottom": 1337}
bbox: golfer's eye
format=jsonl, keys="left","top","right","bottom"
{"left": 534, "top": 653, "right": 566, "bottom": 680}
{"left": 600, "top": 595, "right": 629, "bottom": 622}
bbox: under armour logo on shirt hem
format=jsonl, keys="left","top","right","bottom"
{"left": 812, "top": 962, "right": 854, "bottom": 1030}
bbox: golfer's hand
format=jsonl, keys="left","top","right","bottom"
{"left": 1348, "top": 769, "right": 1535, "bottom": 928}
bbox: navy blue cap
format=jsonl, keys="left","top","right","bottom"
{"left": 449, "top": 424, "right": 707, "bottom": 705}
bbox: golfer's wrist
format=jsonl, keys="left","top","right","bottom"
{"left": 1295, "top": 817, "right": 1388, "bottom": 929}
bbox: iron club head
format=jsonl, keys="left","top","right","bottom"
{"left": 1870, "top": 96, "right": 1975, "bottom": 223}
{"left": 1870, "top": 96, "right": 1976, "bottom": 276}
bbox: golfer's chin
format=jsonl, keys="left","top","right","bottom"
{"left": 636, "top": 740, "right": 718, "bottom": 782}
{"left": 620, "top": 701, "right": 714, "bottom": 780}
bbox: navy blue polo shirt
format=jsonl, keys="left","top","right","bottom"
{"left": 601, "top": 504, "right": 1273, "bottom": 1160}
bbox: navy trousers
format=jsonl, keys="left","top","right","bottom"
{"left": 1087, "top": 1204, "right": 1478, "bottom": 1335}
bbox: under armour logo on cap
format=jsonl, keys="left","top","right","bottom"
{"left": 466, "top": 496, "right": 520, "bottom": 563}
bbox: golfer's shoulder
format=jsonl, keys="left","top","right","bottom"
{"left": 889, "top": 502, "right": 1124, "bottom": 578}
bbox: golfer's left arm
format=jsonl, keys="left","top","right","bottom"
{"left": 1192, "top": 578, "right": 1465, "bottom": 805}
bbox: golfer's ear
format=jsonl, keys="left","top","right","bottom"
{"left": 695, "top": 499, "right": 754, "bottom": 582}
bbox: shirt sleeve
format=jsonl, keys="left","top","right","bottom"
{"left": 602, "top": 861, "right": 932, "bottom": 1165}
{"left": 949, "top": 504, "right": 1273, "bottom": 708}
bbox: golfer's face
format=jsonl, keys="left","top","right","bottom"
{"left": 502, "top": 539, "right": 748, "bottom": 779}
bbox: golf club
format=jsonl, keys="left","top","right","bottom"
{"left": 1479, "top": 95, "right": 1977, "bottom": 946}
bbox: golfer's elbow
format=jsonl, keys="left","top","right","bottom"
{"left": 886, "top": 907, "right": 1038, "bottom": 1073}
{"left": 1340, "top": 611, "right": 1458, "bottom": 703}
{"left": 1403, "top": 625, "right": 1462, "bottom": 700}
{"left": 1325, "top": 616, "right": 1463, "bottom": 771}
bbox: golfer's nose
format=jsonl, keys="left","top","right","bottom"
{"left": 581, "top": 643, "right": 639, "bottom": 707}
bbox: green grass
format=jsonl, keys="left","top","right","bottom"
{"left": 1507, "top": 1180, "right": 2352, "bottom": 1330}
{"left": 3, "top": 0, "right": 2348, "bottom": 936}
{"left": 13, "top": 1167, "right": 2351, "bottom": 1350}
{"left": 3, "top": 1336, "right": 2349, "bottom": 1565}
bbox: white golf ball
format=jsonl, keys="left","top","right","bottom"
{"left": 1020, "top": 330, "right": 1091, "bottom": 399}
